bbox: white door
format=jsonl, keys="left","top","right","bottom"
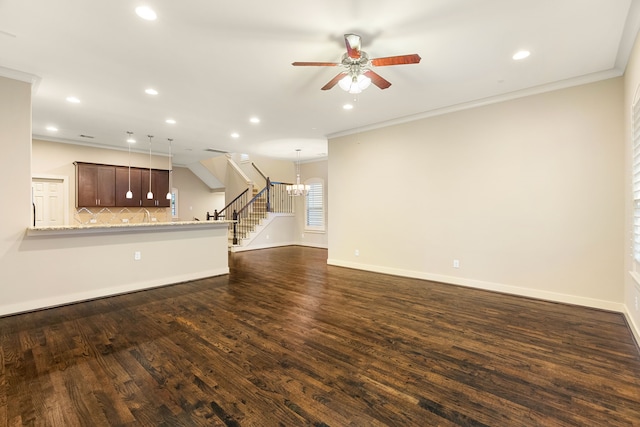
{"left": 32, "top": 178, "right": 66, "bottom": 227}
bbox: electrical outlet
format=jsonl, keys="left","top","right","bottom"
{"left": 134, "top": 251, "right": 141, "bottom": 261}
{"left": 453, "top": 259, "right": 460, "bottom": 268}
{"left": 355, "top": 249, "right": 359, "bottom": 256}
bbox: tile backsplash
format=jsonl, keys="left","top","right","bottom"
{"left": 74, "top": 207, "right": 170, "bottom": 225}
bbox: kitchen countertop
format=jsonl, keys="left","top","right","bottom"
{"left": 27, "top": 220, "right": 234, "bottom": 236}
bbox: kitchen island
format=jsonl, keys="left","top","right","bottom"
{"left": 27, "top": 219, "right": 232, "bottom": 235}
{"left": 4, "top": 220, "right": 233, "bottom": 316}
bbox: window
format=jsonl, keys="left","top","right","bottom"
{"left": 633, "top": 89, "right": 640, "bottom": 261}
{"left": 305, "top": 178, "right": 325, "bottom": 232}
{"left": 171, "top": 188, "right": 178, "bottom": 218}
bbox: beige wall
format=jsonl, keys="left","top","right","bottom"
{"left": 0, "top": 76, "right": 229, "bottom": 317}
{"left": 0, "top": 76, "right": 33, "bottom": 293}
{"left": 624, "top": 29, "right": 640, "bottom": 338}
{"left": 172, "top": 166, "right": 225, "bottom": 221}
{"left": 232, "top": 152, "right": 296, "bottom": 186}
{"left": 329, "top": 78, "right": 625, "bottom": 310}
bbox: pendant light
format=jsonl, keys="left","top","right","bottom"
{"left": 147, "top": 135, "right": 154, "bottom": 199}
{"left": 286, "top": 149, "right": 310, "bottom": 196}
{"left": 166, "top": 138, "right": 173, "bottom": 200}
{"left": 125, "top": 131, "right": 134, "bottom": 199}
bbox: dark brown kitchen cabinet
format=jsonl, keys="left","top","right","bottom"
{"left": 141, "top": 169, "right": 170, "bottom": 207}
{"left": 115, "top": 166, "right": 142, "bottom": 207}
{"left": 76, "top": 162, "right": 169, "bottom": 208}
{"left": 76, "top": 162, "right": 116, "bottom": 207}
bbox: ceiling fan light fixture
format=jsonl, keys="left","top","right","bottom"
{"left": 339, "top": 74, "right": 371, "bottom": 94}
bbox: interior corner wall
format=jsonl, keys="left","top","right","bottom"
{"left": 328, "top": 78, "right": 624, "bottom": 310}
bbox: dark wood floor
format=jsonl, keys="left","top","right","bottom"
{"left": 1, "top": 246, "right": 639, "bottom": 426}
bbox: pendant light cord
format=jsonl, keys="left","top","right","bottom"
{"left": 148, "top": 135, "right": 154, "bottom": 198}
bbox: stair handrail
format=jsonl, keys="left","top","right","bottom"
{"left": 224, "top": 177, "right": 297, "bottom": 246}
{"left": 238, "top": 181, "right": 269, "bottom": 216}
{"left": 252, "top": 162, "right": 268, "bottom": 183}
{"left": 212, "top": 188, "right": 249, "bottom": 219}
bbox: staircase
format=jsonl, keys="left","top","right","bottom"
{"left": 214, "top": 178, "right": 294, "bottom": 249}
{"left": 230, "top": 187, "right": 268, "bottom": 245}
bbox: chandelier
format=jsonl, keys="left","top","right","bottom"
{"left": 287, "top": 149, "right": 310, "bottom": 196}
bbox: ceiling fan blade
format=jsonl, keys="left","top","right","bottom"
{"left": 344, "top": 33, "right": 361, "bottom": 59}
{"left": 292, "top": 61, "right": 339, "bottom": 66}
{"left": 363, "top": 70, "right": 391, "bottom": 89}
{"left": 370, "top": 54, "right": 422, "bottom": 66}
{"left": 321, "top": 72, "right": 348, "bottom": 90}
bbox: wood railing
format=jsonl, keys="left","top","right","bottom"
{"left": 268, "top": 180, "right": 294, "bottom": 214}
{"left": 207, "top": 188, "right": 249, "bottom": 221}
{"left": 208, "top": 178, "right": 293, "bottom": 245}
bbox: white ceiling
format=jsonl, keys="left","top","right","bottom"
{"left": 1, "top": 0, "right": 638, "bottom": 166}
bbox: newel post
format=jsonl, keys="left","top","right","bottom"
{"left": 266, "top": 177, "right": 272, "bottom": 212}
{"left": 232, "top": 209, "right": 238, "bottom": 245}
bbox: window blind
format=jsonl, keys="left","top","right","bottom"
{"left": 305, "top": 181, "right": 324, "bottom": 230}
{"left": 633, "top": 93, "right": 640, "bottom": 261}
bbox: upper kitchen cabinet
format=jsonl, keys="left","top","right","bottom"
{"left": 76, "top": 162, "right": 169, "bottom": 208}
{"left": 115, "top": 166, "right": 142, "bottom": 207}
{"left": 76, "top": 162, "right": 116, "bottom": 207}
{"left": 141, "top": 169, "right": 170, "bottom": 208}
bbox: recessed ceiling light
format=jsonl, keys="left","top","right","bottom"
{"left": 343, "top": 104, "right": 354, "bottom": 110}
{"left": 513, "top": 50, "right": 531, "bottom": 61}
{"left": 231, "top": 132, "right": 240, "bottom": 139}
{"left": 145, "top": 88, "right": 158, "bottom": 95}
{"left": 165, "top": 118, "right": 176, "bottom": 124}
{"left": 46, "top": 126, "right": 58, "bottom": 132}
{"left": 135, "top": 6, "right": 157, "bottom": 21}
{"left": 66, "top": 96, "right": 80, "bottom": 104}
{"left": 249, "top": 117, "right": 260, "bottom": 124}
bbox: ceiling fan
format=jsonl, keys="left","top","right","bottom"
{"left": 292, "top": 33, "right": 421, "bottom": 93}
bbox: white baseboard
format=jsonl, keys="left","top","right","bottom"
{"left": 327, "top": 258, "right": 626, "bottom": 313}
{"left": 623, "top": 305, "right": 640, "bottom": 348}
{"left": 0, "top": 268, "right": 229, "bottom": 317}
{"left": 230, "top": 241, "right": 298, "bottom": 252}
{"left": 297, "top": 242, "right": 328, "bottom": 249}
{"left": 230, "top": 242, "right": 328, "bottom": 252}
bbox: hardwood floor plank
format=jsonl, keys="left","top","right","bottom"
{"left": 1, "top": 246, "right": 639, "bottom": 425}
